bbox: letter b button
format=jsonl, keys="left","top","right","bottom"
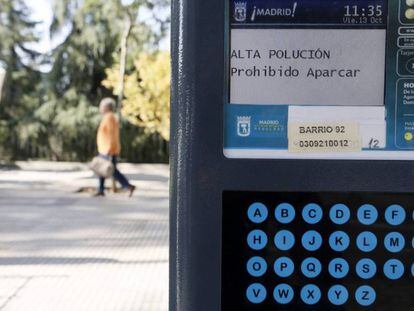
{"left": 275, "top": 203, "right": 295, "bottom": 224}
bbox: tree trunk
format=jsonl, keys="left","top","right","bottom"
{"left": 113, "top": 15, "right": 133, "bottom": 193}
{"left": 117, "top": 16, "right": 133, "bottom": 117}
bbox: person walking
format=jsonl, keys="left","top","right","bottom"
{"left": 95, "top": 97, "right": 136, "bottom": 197}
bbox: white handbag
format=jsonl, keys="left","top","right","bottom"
{"left": 89, "top": 156, "right": 115, "bottom": 178}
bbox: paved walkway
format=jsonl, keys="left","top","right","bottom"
{"left": 0, "top": 162, "right": 169, "bottom": 311}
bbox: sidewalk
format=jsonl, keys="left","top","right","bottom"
{"left": 0, "top": 162, "right": 169, "bottom": 311}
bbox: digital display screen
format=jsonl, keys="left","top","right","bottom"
{"left": 230, "top": 1, "right": 387, "bottom": 107}
{"left": 225, "top": 1, "right": 414, "bottom": 160}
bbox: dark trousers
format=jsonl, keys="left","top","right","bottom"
{"left": 98, "top": 156, "right": 131, "bottom": 193}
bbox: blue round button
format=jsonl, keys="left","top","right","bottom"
{"left": 355, "top": 285, "right": 376, "bottom": 306}
{"left": 273, "top": 284, "right": 294, "bottom": 304}
{"left": 247, "top": 257, "right": 267, "bottom": 277}
{"left": 302, "top": 203, "right": 323, "bottom": 224}
{"left": 301, "top": 257, "right": 322, "bottom": 278}
{"left": 384, "top": 232, "right": 405, "bottom": 253}
{"left": 246, "top": 283, "right": 267, "bottom": 304}
{"left": 274, "top": 257, "right": 295, "bottom": 278}
{"left": 329, "top": 204, "right": 350, "bottom": 225}
{"left": 302, "top": 230, "right": 322, "bottom": 252}
{"left": 275, "top": 203, "right": 296, "bottom": 224}
{"left": 328, "top": 285, "right": 349, "bottom": 306}
{"left": 248, "top": 203, "right": 268, "bottom": 223}
{"left": 329, "top": 231, "right": 350, "bottom": 252}
{"left": 356, "top": 232, "right": 377, "bottom": 252}
{"left": 356, "top": 258, "right": 377, "bottom": 279}
{"left": 328, "top": 258, "right": 349, "bottom": 279}
{"left": 274, "top": 230, "right": 295, "bottom": 251}
{"left": 247, "top": 230, "right": 268, "bottom": 250}
{"left": 412, "top": 263, "right": 414, "bottom": 277}
{"left": 300, "top": 284, "right": 321, "bottom": 305}
{"left": 385, "top": 205, "right": 406, "bottom": 226}
{"left": 384, "top": 259, "right": 405, "bottom": 280}
{"left": 357, "top": 204, "right": 378, "bottom": 225}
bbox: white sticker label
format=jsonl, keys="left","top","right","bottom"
{"left": 288, "top": 122, "right": 362, "bottom": 153}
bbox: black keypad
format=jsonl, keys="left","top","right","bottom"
{"left": 222, "top": 191, "right": 414, "bottom": 311}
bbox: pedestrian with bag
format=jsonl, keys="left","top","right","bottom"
{"left": 92, "top": 97, "right": 136, "bottom": 197}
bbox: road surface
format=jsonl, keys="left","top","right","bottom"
{"left": 0, "top": 162, "right": 169, "bottom": 311}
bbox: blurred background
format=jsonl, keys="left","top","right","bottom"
{"left": 0, "top": 0, "right": 170, "bottom": 164}
{"left": 0, "top": 1, "right": 171, "bottom": 310}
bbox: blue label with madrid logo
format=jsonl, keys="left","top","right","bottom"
{"left": 225, "top": 104, "right": 288, "bottom": 149}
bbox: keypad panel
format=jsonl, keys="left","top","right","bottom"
{"left": 222, "top": 191, "right": 414, "bottom": 311}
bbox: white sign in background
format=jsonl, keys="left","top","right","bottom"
{"left": 230, "top": 29, "right": 387, "bottom": 106}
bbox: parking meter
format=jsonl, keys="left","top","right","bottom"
{"left": 171, "top": 0, "right": 414, "bottom": 310}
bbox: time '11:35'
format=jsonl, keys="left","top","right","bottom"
{"left": 344, "top": 5, "right": 383, "bottom": 17}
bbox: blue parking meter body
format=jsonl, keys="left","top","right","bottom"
{"left": 171, "top": 0, "right": 414, "bottom": 310}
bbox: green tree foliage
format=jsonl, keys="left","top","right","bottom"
{"left": 103, "top": 51, "right": 170, "bottom": 141}
{"left": 0, "top": 0, "right": 41, "bottom": 159}
{"left": 32, "top": 0, "right": 122, "bottom": 160}
{"left": 0, "top": 0, "right": 170, "bottom": 162}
